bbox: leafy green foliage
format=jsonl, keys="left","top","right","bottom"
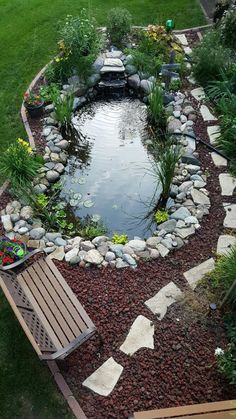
{"left": 221, "top": 8, "right": 236, "bottom": 50}
{"left": 39, "top": 83, "right": 60, "bottom": 103}
{"left": 216, "top": 315, "right": 236, "bottom": 385}
{"left": 78, "top": 219, "right": 107, "bottom": 239}
{"left": 169, "top": 78, "right": 182, "bottom": 92}
{"left": 149, "top": 138, "right": 182, "bottom": 208}
{"left": 0, "top": 139, "right": 41, "bottom": 191}
{"left": 112, "top": 233, "right": 128, "bottom": 244}
{"left": 107, "top": 8, "right": 132, "bottom": 46}
{"left": 50, "top": 87, "right": 74, "bottom": 129}
{"left": 192, "top": 30, "right": 233, "bottom": 86}
{"left": 154, "top": 210, "right": 169, "bottom": 224}
{"left": 148, "top": 85, "right": 166, "bottom": 128}
{"left": 127, "top": 49, "right": 163, "bottom": 77}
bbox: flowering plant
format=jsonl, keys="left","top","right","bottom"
{"left": 24, "top": 90, "right": 43, "bottom": 108}
{"left": 0, "top": 237, "right": 27, "bottom": 267}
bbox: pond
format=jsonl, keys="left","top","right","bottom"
{"left": 60, "top": 98, "right": 161, "bottom": 238}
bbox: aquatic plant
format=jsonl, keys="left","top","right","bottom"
{"left": 148, "top": 85, "right": 166, "bottom": 129}
{"left": 112, "top": 233, "right": 128, "bottom": 245}
{"left": 154, "top": 210, "right": 169, "bottom": 224}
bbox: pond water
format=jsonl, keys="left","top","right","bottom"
{"left": 61, "top": 98, "right": 161, "bottom": 238}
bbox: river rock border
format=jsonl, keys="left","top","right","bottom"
{"left": 1, "top": 37, "right": 211, "bottom": 269}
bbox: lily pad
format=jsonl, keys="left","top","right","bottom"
{"left": 91, "top": 214, "right": 101, "bottom": 223}
{"left": 78, "top": 176, "right": 86, "bottom": 185}
{"left": 83, "top": 199, "right": 94, "bottom": 208}
{"left": 112, "top": 204, "right": 118, "bottom": 210}
{"left": 74, "top": 193, "right": 82, "bottom": 200}
{"left": 70, "top": 199, "right": 78, "bottom": 207}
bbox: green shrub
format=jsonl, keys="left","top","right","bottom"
{"left": 210, "top": 244, "right": 236, "bottom": 306}
{"left": 154, "top": 210, "right": 169, "bottom": 224}
{"left": 192, "top": 30, "right": 233, "bottom": 86}
{"left": 215, "top": 315, "right": 236, "bottom": 385}
{"left": 149, "top": 138, "right": 182, "bottom": 208}
{"left": 0, "top": 138, "right": 41, "bottom": 191}
{"left": 221, "top": 8, "right": 236, "bottom": 50}
{"left": 112, "top": 233, "right": 128, "bottom": 244}
{"left": 169, "top": 79, "right": 182, "bottom": 92}
{"left": 127, "top": 49, "right": 163, "bottom": 77}
{"left": 107, "top": 8, "right": 132, "bottom": 46}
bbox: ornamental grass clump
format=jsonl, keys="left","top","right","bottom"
{"left": 0, "top": 138, "right": 41, "bottom": 191}
{"left": 148, "top": 85, "right": 166, "bottom": 130}
{"left": 149, "top": 138, "right": 182, "bottom": 208}
{"left": 50, "top": 88, "right": 74, "bottom": 131}
{"left": 107, "top": 8, "right": 132, "bottom": 46}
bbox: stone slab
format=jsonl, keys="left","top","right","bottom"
{"left": 190, "top": 87, "right": 205, "bottom": 101}
{"left": 211, "top": 152, "right": 227, "bottom": 167}
{"left": 223, "top": 203, "right": 236, "bottom": 229}
{"left": 183, "top": 258, "right": 215, "bottom": 290}
{"left": 175, "top": 34, "right": 188, "bottom": 46}
{"left": 145, "top": 282, "right": 183, "bottom": 319}
{"left": 207, "top": 126, "right": 220, "bottom": 145}
{"left": 217, "top": 235, "right": 236, "bottom": 256}
{"left": 104, "top": 58, "right": 123, "bottom": 67}
{"left": 82, "top": 357, "right": 123, "bottom": 396}
{"left": 200, "top": 105, "right": 217, "bottom": 122}
{"left": 119, "top": 315, "right": 154, "bottom": 355}
{"left": 106, "top": 51, "right": 123, "bottom": 59}
{"left": 100, "top": 65, "right": 125, "bottom": 73}
{"left": 219, "top": 173, "right": 236, "bottom": 196}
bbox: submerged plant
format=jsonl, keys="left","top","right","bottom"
{"left": 154, "top": 210, "right": 169, "bottom": 224}
{"left": 112, "top": 233, "right": 128, "bottom": 245}
{"left": 50, "top": 88, "right": 74, "bottom": 130}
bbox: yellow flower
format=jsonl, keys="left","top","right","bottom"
{"left": 55, "top": 57, "right": 60, "bottom": 63}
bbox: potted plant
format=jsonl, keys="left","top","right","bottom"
{"left": 24, "top": 90, "right": 44, "bottom": 118}
{"left": 0, "top": 237, "right": 40, "bottom": 270}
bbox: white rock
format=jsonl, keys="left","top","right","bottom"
{"left": 183, "top": 258, "right": 215, "bottom": 289}
{"left": 157, "top": 243, "right": 169, "bottom": 257}
{"left": 217, "top": 235, "right": 236, "bottom": 256}
{"left": 175, "top": 225, "right": 195, "bottom": 239}
{"left": 48, "top": 247, "right": 65, "bottom": 261}
{"left": 191, "top": 188, "right": 210, "bottom": 206}
{"left": 84, "top": 249, "right": 103, "bottom": 265}
{"left": 65, "top": 248, "right": 79, "bottom": 262}
{"left": 20, "top": 206, "right": 33, "bottom": 221}
{"left": 200, "top": 105, "right": 217, "bottom": 121}
{"left": 1, "top": 215, "right": 13, "bottom": 232}
{"left": 207, "top": 126, "right": 220, "bottom": 145}
{"left": 185, "top": 216, "right": 198, "bottom": 224}
{"left": 219, "top": 173, "right": 236, "bottom": 196}
{"left": 145, "top": 282, "right": 183, "bottom": 319}
{"left": 211, "top": 152, "right": 227, "bottom": 167}
{"left": 223, "top": 203, "right": 236, "bottom": 229}
{"left": 175, "top": 33, "right": 188, "bottom": 46}
{"left": 127, "top": 239, "right": 146, "bottom": 252}
{"left": 80, "top": 241, "right": 95, "bottom": 251}
{"left": 82, "top": 357, "right": 123, "bottom": 396}
{"left": 120, "top": 315, "right": 154, "bottom": 355}
{"left": 191, "top": 87, "right": 205, "bottom": 101}
{"left": 184, "top": 46, "right": 192, "bottom": 55}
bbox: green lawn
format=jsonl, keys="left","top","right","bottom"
{"left": 0, "top": 0, "right": 205, "bottom": 159}
{"left": 0, "top": 296, "right": 73, "bottom": 419}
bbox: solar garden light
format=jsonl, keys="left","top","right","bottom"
{"left": 166, "top": 19, "right": 175, "bottom": 32}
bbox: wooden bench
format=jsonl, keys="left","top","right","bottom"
{"left": 0, "top": 256, "right": 96, "bottom": 360}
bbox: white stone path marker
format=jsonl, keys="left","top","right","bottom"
{"left": 82, "top": 357, "right": 123, "bottom": 396}
{"left": 200, "top": 105, "right": 217, "bottom": 122}
{"left": 217, "top": 235, "right": 236, "bottom": 256}
{"left": 120, "top": 315, "right": 154, "bottom": 355}
{"left": 191, "top": 87, "right": 205, "bottom": 101}
{"left": 183, "top": 258, "right": 215, "bottom": 290}
{"left": 223, "top": 203, "right": 236, "bottom": 229}
{"left": 144, "top": 282, "right": 183, "bottom": 319}
{"left": 175, "top": 33, "right": 188, "bottom": 46}
{"left": 211, "top": 152, "right": 227, "bottom": 167}
{"left": 207, "top": 126, "right": 220, "bottom": 144}
{"left": 219, "top": 173, "right": 236, "bottom": 196}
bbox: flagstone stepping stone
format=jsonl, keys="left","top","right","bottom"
{"left": 175, "top": 34, "right": 188, "bottom": 46}
{"left": 191, "top": 87, "right": 205, "bottom": 101}
{"left": 145, "top": 282, "right": 183, "bottom": 319}
{"left": 183, "top": 258, "right": 215, "bottom": 290}
{"left": 82, "top": 357, "right": 123, "bottom": 396}
{"left": 217, "top": 235, "right": 236, "bottom": 256}
{"left": 219, "top": 173, "right": 236, "bottom": 196}
{"left": 200, "top": 105, "right": 217, "bottom": 121}
{"left": 184, "top": 46, "right": 192, "bottom": 55}
{"left": 211, "top": 152, "right": 227, "bottom": 167}
{"left": 207, "top": 126, "right": 220, "bottom": 144}
{"left": 120, "top": 315, "right": 154, "bottom": 355}
{"left": 223, "top": 203, "right": 236, "bottom": 229}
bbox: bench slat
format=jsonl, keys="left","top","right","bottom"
{"left": 22, "top": 268, "right": 74, "bottom": 345}
{"left": 45, "top": 257, "right": 95, "bottom": 328}
{"left": 37, "top": 259, "right": 88, "bottom": 332}
{"left": 28, "top": 263, "right": 80, "bottom": 339}
{"left": 18, "top": 271, "right": 66, "bottom": 348}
